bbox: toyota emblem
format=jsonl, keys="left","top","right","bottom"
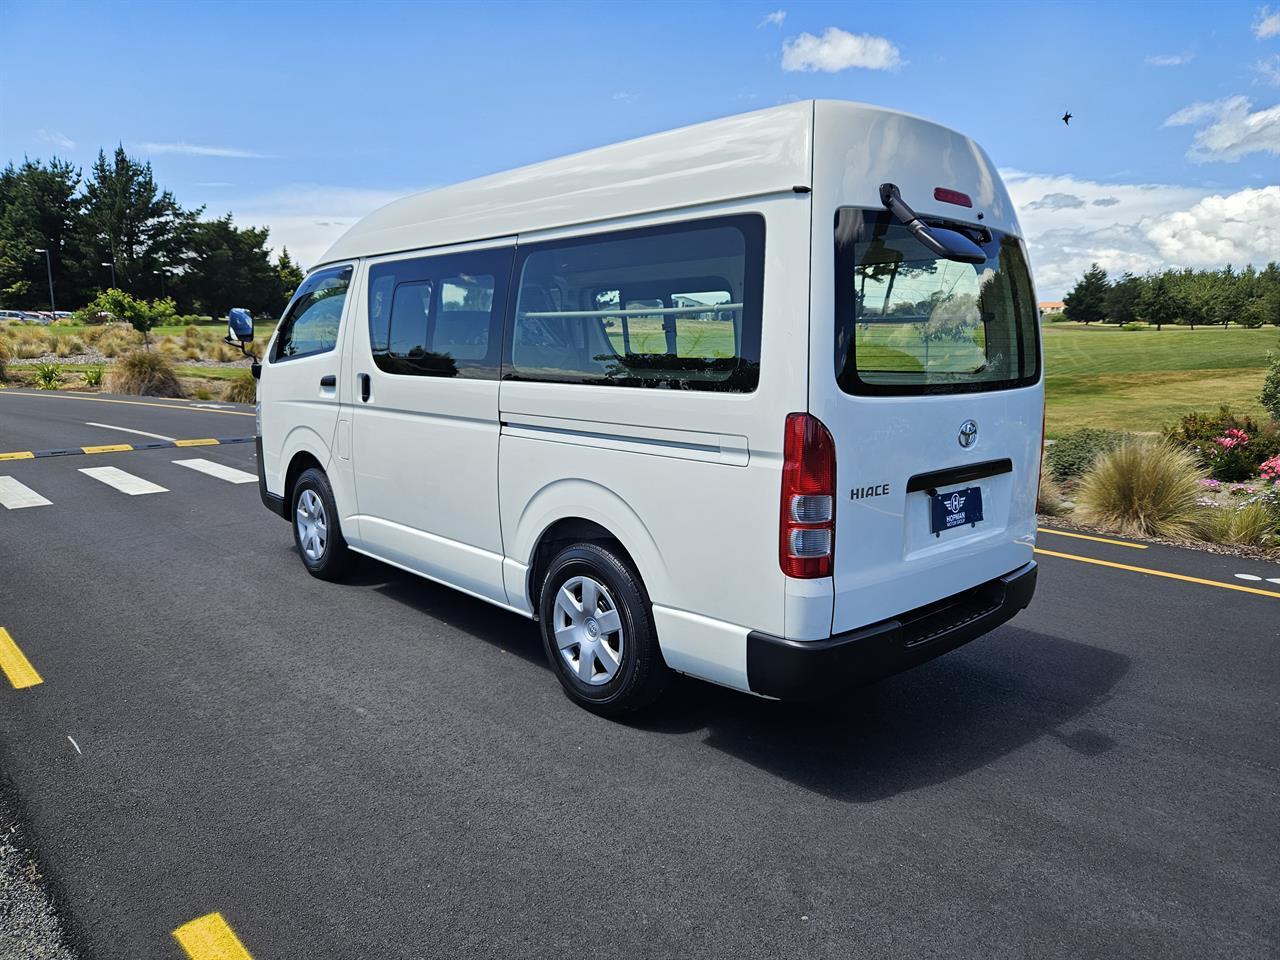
{"left": 958, "top": 420, "right": 978, "bottom": 448}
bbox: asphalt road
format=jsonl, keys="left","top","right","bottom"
{"left": 1, "top": 387, "right": 1277, "bottom": 959}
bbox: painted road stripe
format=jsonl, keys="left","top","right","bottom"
{"left": 0, "top": 628, "right": 42, "bottom": 689}
{"left": 79, "top": 466, "right": 168, "bottom": 496}
{"left": 1036, "top": 527, "right": 1148, "bottom": 549}
{"left": 172, "top": 912, "right": 253, "bottom": 960}
{"left": 0, "top": 477, "right": 52, "bottom": 509}
{"left": 1034, "top": 548, "right": 1280, "bottom": 599}
{"left": 0, "top": 391, "right": 254, "bottom": 416}
{"left": 85, "top": 421, "right": 177, "bottom": 442}
{"left": 0, "top": 437, "right": 252, "bottom": 461}
{"left": 173, "top": 458, "right": 257, "bottom": 484}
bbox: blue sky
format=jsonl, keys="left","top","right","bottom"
{"left": 2, "top": 0, "right": 1278, "bottom": 297}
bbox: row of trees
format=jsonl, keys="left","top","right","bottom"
{"left": 0, "top": 147, "right": 304, "bottom": 317}
{"left": 1061, "top": 263, "right": 1280, "bottom": 329}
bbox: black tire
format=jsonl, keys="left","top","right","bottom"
{"left": 538, "top": 542, "right": 670, "bottom": 717}
{"left": 291, "top": 467, "right": 353, "bottom": 582}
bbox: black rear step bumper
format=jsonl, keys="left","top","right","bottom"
{"left": 746, "top": 561, "right": 1037, "bottom": 701}
{"left": 256, "top": 436, "right": 288, "bottom": 520}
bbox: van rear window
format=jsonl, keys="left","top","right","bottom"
{"left": 834, "top": 209, "right": 1040, "bottom": 395}
{"left": 507, "top": 215, "right": 764, "bottom": 392}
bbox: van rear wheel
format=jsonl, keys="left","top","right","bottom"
{"left": 538, "top": 543, "right": 669, "bottom": 717}
{"left": 292, "top": 467, "right": 353, "bottom": 582}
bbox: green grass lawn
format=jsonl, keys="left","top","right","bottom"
{"left": 1042, "top": 323, "right": 1278, "bottom": 436}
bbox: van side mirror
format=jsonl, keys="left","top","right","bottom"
{"left": 227, "top": 307, "right": 254, "bottom": 344}
{"left": 224, "top": 307, "right": 260, "bottom": 364}
{"left": 879, "top": 183, "right": 987, "bottom": 265}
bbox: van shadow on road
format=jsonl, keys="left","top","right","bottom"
{"left": 343, "top": 553, "right": 1130, "bottom": 806}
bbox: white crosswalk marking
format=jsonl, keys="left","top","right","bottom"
{"left": 0, "top": 476, "right": 51, "bottom": 509}
{"left": 79, "top": 466, "right": 168, "bottom": 496}
{"left": 171, "top": 458, "right": 257, "bottom": 484}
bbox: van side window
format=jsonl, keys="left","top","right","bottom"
{"left": 367, "top": 248, "right": 512, "bottom": 379}
{"left": 272, "top": 265, "right": 352, "bottom": 362}
{"left": 507, "top": 215, "right": 764, "bottom": 392}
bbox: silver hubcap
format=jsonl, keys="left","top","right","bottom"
{"left": 296, "top": 489, "right": 328, "bottom": 562}
{"left": 553, "top": 575, "right": 624, "bottom": 686}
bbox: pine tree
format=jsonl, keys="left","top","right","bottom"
{"left": 1063, "top": 263, "right": 1109, "bottom": 324}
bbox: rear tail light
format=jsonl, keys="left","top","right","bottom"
{"left": 933, "top": 187, "right": 973, "bottom": 207}
{"left": 780, "top": 413, "right": 836, "bottom": 578}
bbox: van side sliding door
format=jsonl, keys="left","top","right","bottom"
{"left": 350, "top": 240, "right": 516, "bottom": 605}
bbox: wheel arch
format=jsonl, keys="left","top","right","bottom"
{"left": 513, "top": 479, "right": 668, "bottom": 615}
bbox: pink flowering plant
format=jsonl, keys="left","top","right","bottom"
{"left": 1260, "top": 455, "right": 1280, "bottom": 485}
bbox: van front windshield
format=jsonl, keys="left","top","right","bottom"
{"left": 834, "top": 208, "right": 1040, "bottom": 395}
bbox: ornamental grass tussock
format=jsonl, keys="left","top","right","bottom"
{"left": 107, "top": 350, "right": 182, "bottom": 398}
{"left": 1077, "top": 439, "right": 1205, "bottom": 539}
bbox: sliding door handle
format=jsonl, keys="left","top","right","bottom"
{"left": 359, "top": 373, "right": 371, "bottom": 402}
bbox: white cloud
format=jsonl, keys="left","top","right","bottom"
{"left": 1164, "top": 96, "right": 1280, "bottom": 162}
{"left": 1145, "top": 53, "right": 1194, "bottom": 66}
{"left": 781, "top": 27, "right": 902, "bottom": 72}
{"left": 1254, "top": 5, "right": 1280, "bottom": 38}
{"left": 758, "top": 10, "right": 786, "bottom": 28}
{"left": 1026, "top": 192, "right": 1086, "bottom": 210}
{"left": 36, "top": 129, "right": 75, "bottom": 149}
{"left": 1254, "top": 55, "right": 1280, "bottom": 86}
{"left": 135, "top": 141, "right": 272, "bottom": 159}
{"left": 612, "top": 91, "right": 638, "bottom": 103}
{"left": 1001, "top": 171, "right": 1280, "bottom": 296}
{"left": 1146, "top": 185, "right": 1280, "bottom": 265}
{"left": 227, "top": 184, "right": 417, "bottom": 268}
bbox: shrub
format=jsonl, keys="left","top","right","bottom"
{"left": 1163, "top": 406, "right": 1280, "bottom": 480}
{"left": 82, "top": 366, "right": 104, "bottom": 387}
{"left": 183, "top": 324, "right": 201, "bottom": 339}
{"left": 108, "top": 350, "right": 182, "bottom": 397}
{"left": 12, "top": 334, "right": 47, "bottom": 359}
{"left": 1037, "top": 467, "right": 1069, "bottom": 516}
{"left": 1261, "top": 351, "right": 1280, "bottom": 422}
{"left": 1120, "top": 321, "right": 1144, "bottom": 331}
{"left": 1045, "top": 427, "right": 1130, "bottom": 481}
{"left": 0, "top": 337, "right": 8, "bottom": 380}
{"left": 1194, "top": 501, "right": 1279, "bottom": 547}
{"left": 193, "top": 386, "right": 212, "bottom": 400}
{"left": 1077, "top": 439, "right": 1205, "bottom": 538}
{"left": 222, "top": 371, "right": 257, "bottom": 403}
{"left": 33, "top": 362, "right": 62, "bottom": 390}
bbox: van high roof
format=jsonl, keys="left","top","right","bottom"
{"left": 317, "top": 99, "right": 1019, "bottom": 268}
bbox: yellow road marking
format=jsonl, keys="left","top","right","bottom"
{"left": 0, "top": 391, "right": 253, "bottom": 416}
{"left": 0, "top": 451, "right": 35, "bottom": 460}
{"left": 0, "top": 627, "right": 43, "bottom": 689}
{"left": 81, "top": 444, "right": 133, "bottom": 454}
{"left": 1037, "top": 527, "right": 1148, "bottom": 549}
{"left": 1034, "top": 548, "right": 1280, "bottom": 599}
{"left": 172, "top": 912, "right": 253, "bottom": 960}
{"left": 174, "top": 438, "right": 219, "bottom": 447}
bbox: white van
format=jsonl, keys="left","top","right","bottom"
{"left": 245, "top": 100, "right": 1043, "bottom": 716}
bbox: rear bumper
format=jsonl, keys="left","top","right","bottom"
{"left": 746, "top": 561, "right": 1037, "bottom": 700}
{"left": 256, "top": 436, "right": 288, "bottom": 520}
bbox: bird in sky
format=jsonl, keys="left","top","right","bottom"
{"left": 1062, "top": 111, "right": 1073, "bottom": 125}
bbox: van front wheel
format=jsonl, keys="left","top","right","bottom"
{"left": 292, "top": 467, "right": 353, "bottom": 582}
{"left": 538, "top": 543, "right": 669, "bottom": 717}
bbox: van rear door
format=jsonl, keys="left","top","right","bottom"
{"left": 813, "top": 207, "right": 1043, "bottom": 635}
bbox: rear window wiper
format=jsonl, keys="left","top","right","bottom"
{"left": 879, "top": 183, "right": 987, "bottom": 265}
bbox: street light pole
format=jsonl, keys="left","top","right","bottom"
{"left": 101, "top": 261, "right": 116, "bottom": 288}
{"left": 34, "top": 248, "right": 56, "bottom": 318}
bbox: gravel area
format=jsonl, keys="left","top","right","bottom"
{"left": 0, "top": 782, "right": 78, "bottom": 960}
{"left": 8, "top": 350, "right": 250, "bottom": 370}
